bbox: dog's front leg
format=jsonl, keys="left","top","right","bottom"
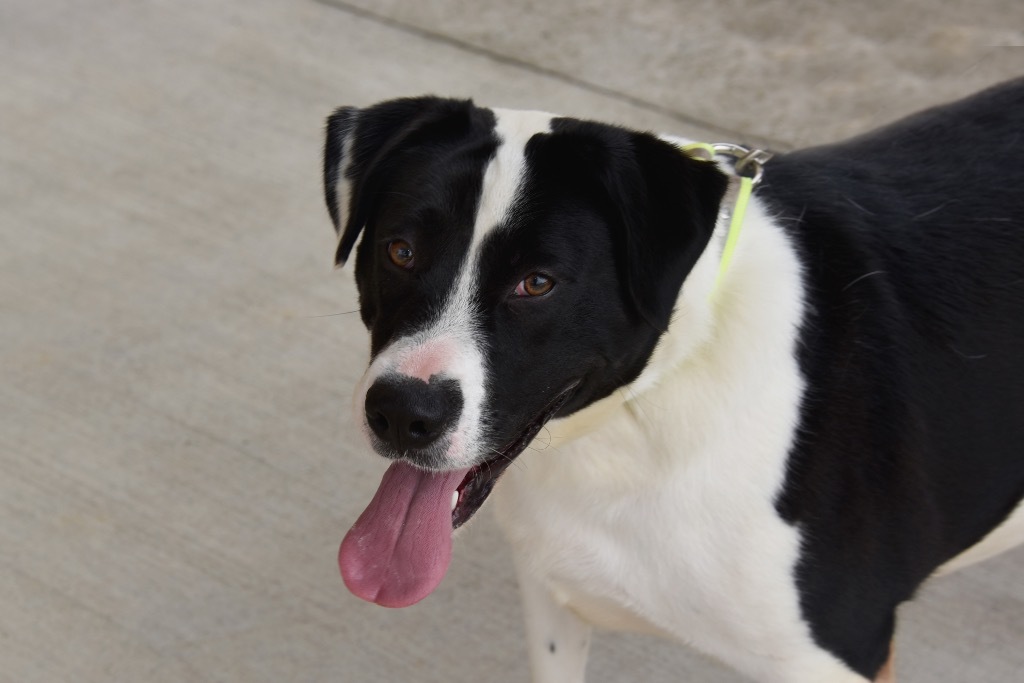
{"left": 516, "top": 564, "right": 592, "bottom": 683}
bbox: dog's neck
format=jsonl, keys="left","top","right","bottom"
{"left": 549, "top": 191, "right": 806, "bottom": 449}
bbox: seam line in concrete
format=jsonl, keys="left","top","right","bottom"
{"left": 312, "top": 0, "right": 792, "bottom": 150}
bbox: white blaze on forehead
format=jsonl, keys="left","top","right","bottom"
{"left": 469, "top": 109, "right": 555, "bottom": 249}
{"left": 428, "top": 110, "right": 554, "bottom": 462}
{"left": 431, "top": 109, "right": 556, "bottom": 360}
{"left": 354, "top": 109, "right": 559, "bottom": 467}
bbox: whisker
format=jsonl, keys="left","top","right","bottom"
{"left": 486, "top": 446, "right": 526, "bottom": 472}
{"left": 534, "top": 425, "right": 555, "bottom": 450}
{"left": 305, "top": 310, "right": 360, "bottom": 318}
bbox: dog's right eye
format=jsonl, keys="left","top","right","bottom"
{"left": 387, "top": 240, "right": 414, "bottom": 269}
{"left": 515, "top": 273, "right": 555, "bottom": 297}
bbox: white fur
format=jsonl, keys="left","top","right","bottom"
{"left": 492, "top": 167, "right": 866, "bottom": 681}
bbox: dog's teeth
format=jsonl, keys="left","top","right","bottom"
{"left": 451, "top": 490, "right": 459, "bottom": 511}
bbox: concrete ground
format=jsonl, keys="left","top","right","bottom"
{"left": 1, "top": 1, "right": 1022, "bottom": 681}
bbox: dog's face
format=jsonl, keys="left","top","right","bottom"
{"left": 326, "top": 98, "right": 726, "bottom": 605}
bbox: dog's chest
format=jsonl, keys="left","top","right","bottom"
{"left": 491, "top": 412, "right": 814, "bottom": 663}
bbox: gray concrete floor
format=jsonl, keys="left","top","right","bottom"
{"left": 1, "top": 1, "right": 1022, "bottom": 681}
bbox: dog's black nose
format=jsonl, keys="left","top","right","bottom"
{"left": 364, "top": 376, "right": 463, "bottom": 455}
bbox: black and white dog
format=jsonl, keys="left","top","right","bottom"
{"left": 323, "top": 78, "right": 1024, "bottom": 683}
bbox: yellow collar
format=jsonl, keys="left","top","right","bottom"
{"left": 680, "top": 143, "right": 771, "bottom": 294}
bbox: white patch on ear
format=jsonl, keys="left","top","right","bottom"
{"left": 334, "top": 126, "right": 359, "bottom": 267}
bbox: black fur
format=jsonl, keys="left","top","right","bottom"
{"left": 478, "top": 119, "right": 726, "bottom": 435}
{"left": 546, "top": 118, "right": 727, "bottom": 330}
{"left": 324, "top": 97, "right": 497, "bottom": 271}
{"left": 766, "top": 77, "right": 1024, "bottom": 678}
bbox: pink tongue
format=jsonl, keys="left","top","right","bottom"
{"left": 339, "top": 461, "right": 470, "bottom": 608}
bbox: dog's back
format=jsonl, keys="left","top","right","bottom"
{"left": 756, "top": 76, "right": 1024, "bottom": 670}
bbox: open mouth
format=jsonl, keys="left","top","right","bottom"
{"left": 339, "top": 380, "right": 579, "bottom": 608}
{"left": 451, "top": 381, "right": 580, "bottom": 529}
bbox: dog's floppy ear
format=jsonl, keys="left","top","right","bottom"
{"left": 545, "top": 120, "right": 727, "bottom": 329}
{"left": 323, "top": 97, "right": 474, "bottom": 266}
{"left": 608, "top": 131, "right": 728, "bottom": 329}
{"left": 323, "top": 106, "right": 359, "bottom": 250}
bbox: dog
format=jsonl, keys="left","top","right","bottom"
{"left": 322, "top": 78, "right": 1024, "bottom": 683}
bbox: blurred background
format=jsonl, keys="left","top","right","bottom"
{"left": 1, "top": 1, "right": 1021, "bottom": 681}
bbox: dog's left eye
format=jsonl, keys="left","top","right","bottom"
{"left": 514, "top": 273, "right": 555, "bottom": 297}
{"left": 387, "top": 240, "right": 415, "bottom": 269}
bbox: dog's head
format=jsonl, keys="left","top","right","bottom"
{"left": 325, "top": 97, "right": 727, "bottom": 607}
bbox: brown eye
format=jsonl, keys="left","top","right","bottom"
{"left": 515, "top": 273, "right": 555, "bottom": 297}
{"left": 387, "top": 240, "right": 414, "bottom": 269}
